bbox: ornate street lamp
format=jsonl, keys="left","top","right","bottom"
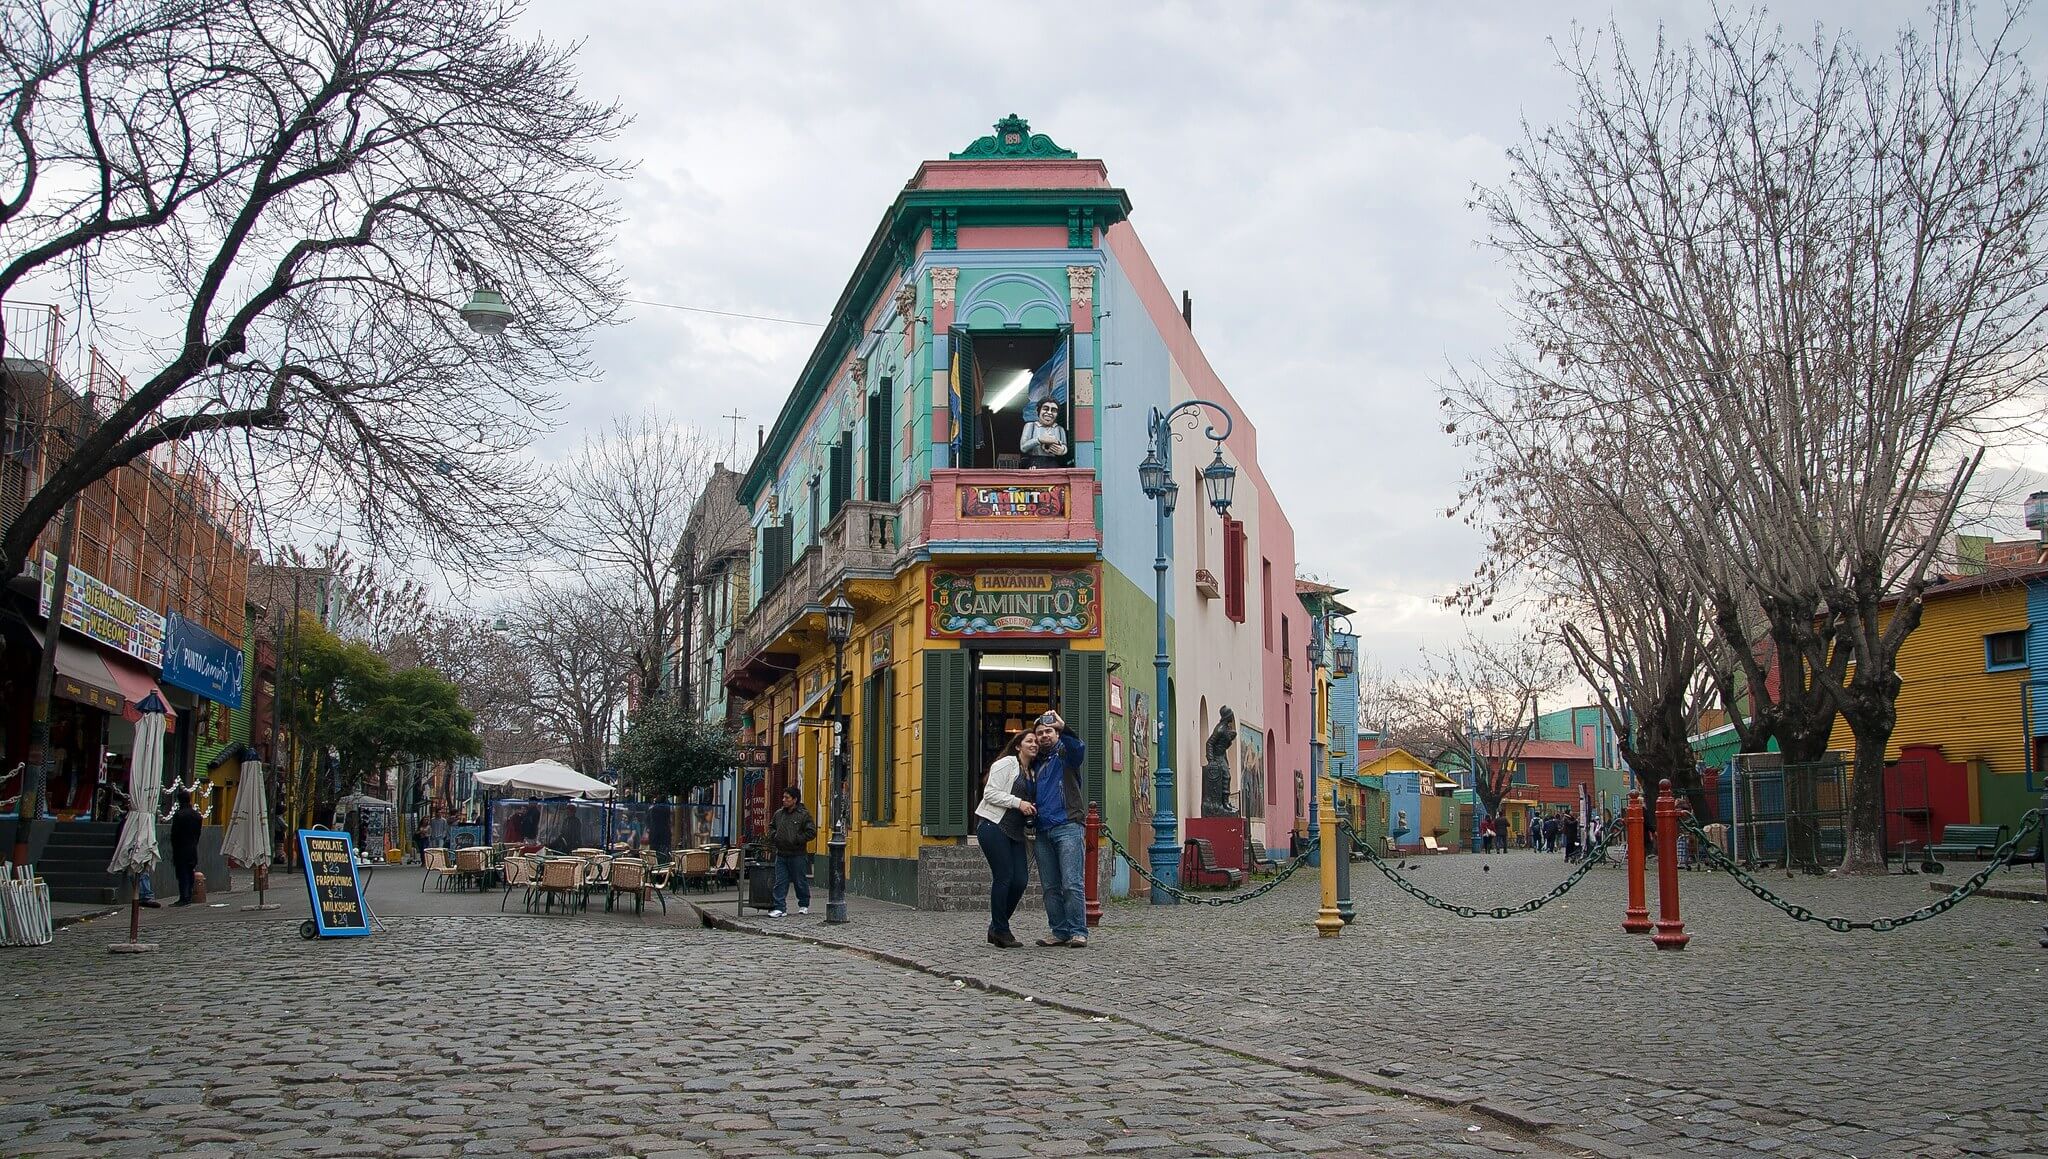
{"left": 823, "top": 592, "right": 854, "bottom": 924}
{"left": 1138, "top": 400, "right": 1235, "bottom": 904}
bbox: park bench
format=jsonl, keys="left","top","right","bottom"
{"left": 1181, "top": 838, "right": 1243, "bottom": 889}
{"left": 1927, "top": 823, "right": 2008, "bottom": 862}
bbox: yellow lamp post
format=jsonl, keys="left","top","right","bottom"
{"left": 1315, "top": 783, "right": 1343, "bottom": 937}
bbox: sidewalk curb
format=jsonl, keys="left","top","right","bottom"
{"left": 690, "top": 900, "right": 1611, "bottom": 1156}
{"left": 1926, "top": 882, "right": 2044, "bottom": 903}
{"left": 52, "top": 906, "right": 120, "bottom": 929}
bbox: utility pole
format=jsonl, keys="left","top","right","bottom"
{"left": 12, "top": 391, "right": 91, "bottom": 867}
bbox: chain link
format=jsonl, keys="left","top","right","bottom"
{"left": 1100, "top": 828, "right": 1319, "bottom": 906}
{"left": 1341, "top": 820, "right": 1620, "bottom": 919}
{"left": 1679, "top": 809, "right": 2045, "bottom": 932}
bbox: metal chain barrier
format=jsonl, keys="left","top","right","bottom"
{"left": 1679, "top": 809, "right": 2045, "bottom": 932}
{"left": 1101, "top": 827, "right": 1319, "bottom": 906}
{"left": 1342, "top": 820, "right": 1621, "bottom": 920}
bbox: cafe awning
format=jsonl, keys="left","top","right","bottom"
{"left": 23, "top": 624, "right": 125, "bottom": 715}
{"left": 782, "top": 681, "right": 831, "bottom": 735}
{"left": 102, "top": 651, "right": 177, "bottom": 732}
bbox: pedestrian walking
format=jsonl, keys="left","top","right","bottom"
{"left": 1027, "top": 709, "right": 1089, "bottom": 948}
{"left": 170, "top": 790, "right": 202, "bottom": 906}
{"left": 1563, "top": 812, "right": 1581, "bottom": 861}
{"left": 768, "top": 787, "right": 817, "bottom": 917}
{"left": 974, "top": 730, "right": 1039, "bottom": 948}
{"left": 1541, "top": 812, "right": 1560, "bottom": 853}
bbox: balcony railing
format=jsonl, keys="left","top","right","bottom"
{"left": 727, "top": 499, "right": 902, "bottom": 671}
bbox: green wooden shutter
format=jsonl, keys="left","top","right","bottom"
{"left": 880, "top": 666, "right": 897, "bottom": 823}
{"left": 921, "top": 650, "right": 970, "bottom": 836}
{"left": 867, "top": 378, "right": 893, "bottom": 503}
{"left": 1059, "top": 650, "right": 1108, "bottom": 806}
{"left": 860, "top": 674, "right": 879, "bottom": 823}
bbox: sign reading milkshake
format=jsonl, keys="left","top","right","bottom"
{"left": 928, "top": 565, "right": 1100, "bottom": 639}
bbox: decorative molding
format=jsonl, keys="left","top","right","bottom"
{"left": 950, "top": 114, "right": 1077, "bottom": 160}
{"left": 1066, "top": 265, "right": 1096, "bottom": 310}
{"left": 893, "top": 283, "right": 917, "bottom": 324}
{"left": 930, "top": 267, "right": 958, "bottom": 309}
{"left": 1067, "top": 207, "right": 1096, "bottom": 248}
{"left": 956, "top": 270, "right": 1066, "bottom": 329}
{"left": 851, "top": 357, "right": 868, "bottom": 388}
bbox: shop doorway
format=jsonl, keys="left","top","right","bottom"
{"left": 971, "top": 650, "right": 1059, "bottom": 811}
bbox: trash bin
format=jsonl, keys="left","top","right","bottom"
{"left": 745, "top": 853, "right": 777, "bottom": 911}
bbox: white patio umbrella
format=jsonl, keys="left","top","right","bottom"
{"left": 219, "top": 752, "right": 276, "bottom": 909}
{"left": 106, "top": 691, "right": 165, "bottom": 950}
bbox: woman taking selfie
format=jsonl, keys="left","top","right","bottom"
{"left": 975, "top": 730, "right": 1038, "bottom": 947}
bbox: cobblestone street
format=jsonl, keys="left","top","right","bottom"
{"left": 709, "top": 850, "right": 2048, "bottom": 1159}
{"left": 0, "top": 883, "right": 1563, "bottom": 1159}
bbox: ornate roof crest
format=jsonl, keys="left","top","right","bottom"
{"left": 950, "top": 114, "right": 1077, "bottom": 160}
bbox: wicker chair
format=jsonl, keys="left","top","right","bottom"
{"left": 532, "top": 857, "right": 584, "bottom": 913}
{"left": 421, "top": 848, "right": 461, "bottom": 892}
{"left": 454, "top": 845, "right": 491, "bottom": 891}
{"left": 604, "top": 858, "right": 658, "bottom": 914}
{"left": 498, "top": 854, "right": 539, "bottom": 912}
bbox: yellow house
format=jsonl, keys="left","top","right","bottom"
{"left": 1826, "top": 565, "right": 2044, "bottom": 833}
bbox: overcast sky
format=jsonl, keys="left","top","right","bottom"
{"left": 509, "top": 0, "right": 2025, "bottom": 672}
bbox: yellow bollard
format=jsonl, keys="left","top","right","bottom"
{"left": 1315, "top": 786, "right": 1344, "bottom": 937}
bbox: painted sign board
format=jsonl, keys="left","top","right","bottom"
{"left": 37, "top": 552, "right": 166, "bottom": 667}
{"left": 959, "top": 482, "right": 1068, "bottom": 519}
{"left": 161, "top": 611, "right": 245, "bottom": 706}
{"left": 297, "top": 830, "right": 370, "bottom": 937}
{"left": 928, "top": 565, "right": 1100, "bottom": 638}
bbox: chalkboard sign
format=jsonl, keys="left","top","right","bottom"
{"left": 297, "top": 830, "right": 370, "bottom": 938}
{"left": 360, "top": 808, "right": 389, "bottom": 857}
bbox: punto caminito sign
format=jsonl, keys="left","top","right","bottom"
{"left": 928, "top": 565, "right": 1100, "bottom": 638}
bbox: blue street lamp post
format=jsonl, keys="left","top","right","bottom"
{"left": 1137, "top": 401, "right": 1238, "bottom": 905}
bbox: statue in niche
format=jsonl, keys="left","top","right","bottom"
{"left": 1200, "top": 706, "right": 1239, "bottom": 817}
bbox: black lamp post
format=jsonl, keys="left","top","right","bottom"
{"left": 823, "top": 592, "right": 855, "bottom": 924}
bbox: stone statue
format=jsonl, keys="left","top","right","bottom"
{"left": 1200, "top": 706, "right": 1239, "bottom": 817}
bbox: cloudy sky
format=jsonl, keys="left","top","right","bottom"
{"left": 509, "top": 0, "right": 2014, "bottom": 672}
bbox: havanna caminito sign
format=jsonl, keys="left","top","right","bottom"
{"left": 928, "top": 565, "right": 1100, "bottom": 638}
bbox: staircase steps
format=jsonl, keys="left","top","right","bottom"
{"left": 36, "top": 821, "right": 124, "bottom": 905}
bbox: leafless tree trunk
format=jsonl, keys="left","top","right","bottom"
{"left": 0, "top": 0, "right": 627, "bottom": 582}
{"left": 1462, "top": 7, "right": 2048, "bottom": 871}
{"left": 505, "top": 578, "right": 636, "bottom": 779}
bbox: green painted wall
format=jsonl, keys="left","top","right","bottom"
{"left": 1097, "top": 561, "right": 1168, "bottom": 893}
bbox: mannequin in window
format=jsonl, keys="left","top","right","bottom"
{"left": 1020, "top": 399, "right": 1068, "bottom": 468}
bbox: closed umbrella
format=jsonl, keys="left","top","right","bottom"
{"left": 107, "top": 691, "right": 165, "bottom": 952}
{"left": 220, "top": 753, "right": 277, "bottom": 910}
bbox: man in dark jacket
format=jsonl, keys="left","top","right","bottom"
{"left": 169, "top": 790, "right": 203, "bottom": 906}
{"left": 1028, "top": 710, "right": 1090, "bottom": 948}
{"left": 768, "top": 787, "right": 817, "bottom": 917}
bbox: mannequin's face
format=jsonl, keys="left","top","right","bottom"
{"left": 1037, "top": 402, "right": 1059, "bottom": 425}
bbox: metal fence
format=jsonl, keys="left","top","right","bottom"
{"left": 1728, "top": 753, "right": 1848, "bottom": 871}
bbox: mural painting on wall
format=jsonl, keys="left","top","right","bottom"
{"left": 1239, "top": 724, "right": 1265, "bottom": 820}
{"left": 928, "top": 565, "right": 1100, "bottom": 638}
{"left": 1128, "top": 691, "right": 1151, "bottom": 823}
{"left": 959, "top": 482, "right": 1068, "bottom": 519}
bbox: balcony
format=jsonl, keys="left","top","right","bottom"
{"left": 902, "top": 468, "right": 1100, "bottom": 555}
{"left": 726, "top": 500, "right": 901, "bottom": 690}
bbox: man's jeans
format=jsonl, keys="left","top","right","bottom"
{"left": 772, "top": 853, "right": 811, "bottom": 910}
{"left": 1034, "top": 821, "right": 1087, "bottom": 941}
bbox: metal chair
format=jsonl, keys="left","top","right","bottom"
{"left": 421, "top": 848, "right": 460, "bottom": 891}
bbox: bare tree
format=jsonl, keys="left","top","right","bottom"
{"left": 0, "top": 0, "right": 626, "bottom": 584}
{"left": 1384, "top": 633, "right": 1568, "bottom": 821}
{"left": 551, "top": 417, "right": 727, "bottom": 707}
{"left": 505, "top": 577, "right": 635, "bottom": 778}
{"left": 1464, "top": 7, "right": 2048, "bottom": 870}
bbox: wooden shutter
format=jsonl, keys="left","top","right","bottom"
{"left": 880, "top": 665, "right": 897, "bottom": 823}
{"left": 867, "top": 380, "right": 893, "bottom": 503}
{"left": 1223, "top": 518, "right": 1247, "bottom": 623}
{"left": 920, "top": 649, "right": 970, "bottom": 836}
{"left": 829, "top": 433, "right": 851, "bottom": 518}
{"left": 860, "top": 674, "right": 880, "bottom": 823}
{"left": 950, "top": 328, "right": 976, "bottom": 468}
{"left": 1058, "top": 649, "right": 1108, "bottom": 806}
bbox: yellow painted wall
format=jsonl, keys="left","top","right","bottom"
{"left": 1826, "top": 584, "right": 2029, "bottom": 776}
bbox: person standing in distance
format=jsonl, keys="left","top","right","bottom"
{"left": 768, "top": 787, "right": 817, "bottom": 918}
{"left": 1027, "top": 709, "right": 1089, "bottom": 948}
{"left": 169, "top": 790, "right": 203, "bottom": 906}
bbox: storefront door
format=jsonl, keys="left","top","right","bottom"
{"left": 971, "top": 651, "right": 1058, "bottom": 815}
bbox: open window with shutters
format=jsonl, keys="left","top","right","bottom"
{"left": 948, "top": 327, "right": 1072, "bottom": 470}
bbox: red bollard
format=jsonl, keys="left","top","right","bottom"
{"left": 1622, "top": 790, "right": 1652, "bottom": 934}
{"left": 1083, "top": 802, "right": 1103, "bottom": 928}
{"left": 1652, "top": 779, "right": 1690, "bottom": 950}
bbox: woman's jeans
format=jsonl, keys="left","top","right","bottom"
{"left": 977, "top": 818, "right": 1029, "bottom": 936}
{"left": 1034, "top": 820, "right": 1087, "bottom": 941}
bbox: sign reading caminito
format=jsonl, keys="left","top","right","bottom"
{"left": 297, "top": 830, "right": 370, "bottom": 938}
{"left": 928, "top": 565, "right": 1100, "bottom": 638}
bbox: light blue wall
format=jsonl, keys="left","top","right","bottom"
{"left": 1096, "top": 250, "right": 1174, "bottom": 605}
{"left": 2028, "top": 579, "right": 2048, "bottom": 744}
{"left": 1328, "top": 633, "right": 1360, "bottom": 780}
{"left": 1385, "top": 771, "right": 1425, "bottom": 845}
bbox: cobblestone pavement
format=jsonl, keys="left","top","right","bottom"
{"left": 0, "top": 898, "right": 1575, "bottom": 1158}
{"left": 711, "top": 850, "right": 2048, "bottom": 1159}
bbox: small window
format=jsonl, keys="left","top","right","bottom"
{"left": 1552, "top": 761, "right": 1570, "bottom": 788}
{"left": 1985, "top": 630, "right": 2028, "bottom": 671}
{"left": 1511, "top": 761, "right": 1528, "bottom": 786}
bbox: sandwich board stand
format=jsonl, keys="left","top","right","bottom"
{"left": 296, "top": 829, "right": 376, "bottom": 940}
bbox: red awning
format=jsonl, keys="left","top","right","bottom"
{"left": 103, "top": 653, "right": 176, "bottom": 733}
